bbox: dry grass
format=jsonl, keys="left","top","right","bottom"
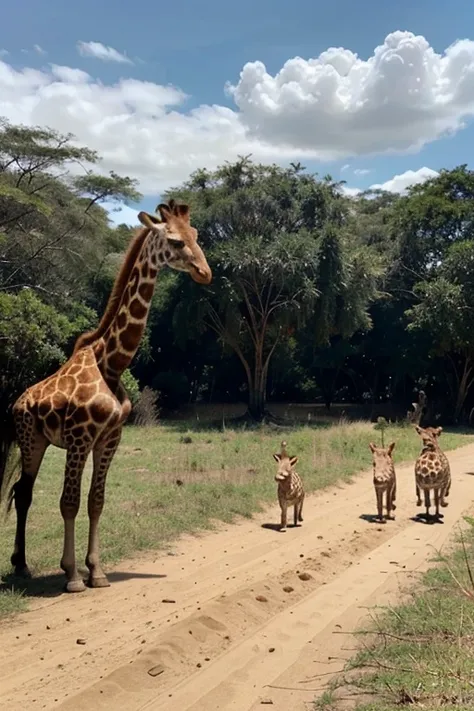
{"left": 0, "top": 418, "right": 471, "bottom": 618}
{"left": 314, "top": 519, "right": 474, "bottom": 711}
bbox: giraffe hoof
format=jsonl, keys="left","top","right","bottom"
{"left": 280, "top": 527, "right": 287, "bottom": 533}
{"left": 441, "top": 501, "right": 449, "bottom": 507}
{"left": 13, "top": 566, "right": 32, "bottom": 579}
{"left": 88, "top": 576, "right": 110, "bottom": 589}
{"left": 416, "top": 500, "right": 422, "bottom": 507}
{"left": 66, "top": 579, "right": 86, "bottom": 593}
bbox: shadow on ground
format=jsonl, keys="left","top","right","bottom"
{"left": 0, "top": 569, "right": 166, "bottom": 599}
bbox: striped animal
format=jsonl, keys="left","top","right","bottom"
{"left": 272, "top": 441, "right": 305, "bottom": 532}
{"left": 369, "top": 441, "right": 397, "bottom": 523}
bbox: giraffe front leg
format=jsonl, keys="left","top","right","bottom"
{"left": 298, "top": 494, "right": 304, "bottom": 523}
{"left": 11, "top": 435, "right": 48, "bottom": 577}
{"left": 376, "top": 488, "right": 385, "bottom": 523}
{"left": 416, "top": 483, "right": 422, "bottom": 506}
{"left": 60, "top": 447, "right": 90, "bottom": 593}
{"left": 280, "top": 502, "right": 288, "bottom": 532}
{"left": 86, "top": 427, "right": 123, "bottom": 588}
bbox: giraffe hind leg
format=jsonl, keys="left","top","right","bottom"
{"left": 11, "top": 433, "right": 49, "bottom": 576}
{"left": 86, "top": 427, "right": 123, "bottom": 588}
{"left": 424, "top": 488, "right": 431, "bottom": 521}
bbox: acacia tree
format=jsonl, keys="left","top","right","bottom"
{"left": 168, "top": 159, "right": 382, "bottom": 420}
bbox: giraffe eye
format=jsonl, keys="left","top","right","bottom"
{"left": 167, "top": 237, "right": 185, "bottom": 249}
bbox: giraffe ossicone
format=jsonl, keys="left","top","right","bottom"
{"left": 0, "top": 199, "right": 212, "bottom": 593}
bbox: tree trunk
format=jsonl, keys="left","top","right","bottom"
{"left": 247, "top": 358, "right": 267, "bottom": 421}
{"left": 453, "top": 356, "right": 474, "bottom": 423}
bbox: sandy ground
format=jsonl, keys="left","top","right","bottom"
{"left": 1, "top": 442, "right": 474, "bottom": 711}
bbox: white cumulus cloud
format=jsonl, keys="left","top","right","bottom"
{"left": 77, "top": 41, "right": 133, "bottom": 64}
{"left": 354, "top": 168, "right": 371, "bottom": 176}
{"left": 0, "top": 31, "right": 473, "bottom": 195}
{"left": 33, "top": 44, "right": 47, "bottom": 56}
{"left": 370, "top": 167, "right": 439, "bottom": 193}
{"left": 229, "top": 31, "right": 474, "bottom": 159}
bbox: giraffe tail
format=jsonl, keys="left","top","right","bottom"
{"left": 0, "top": 407, "right": 20, "bottom": 514}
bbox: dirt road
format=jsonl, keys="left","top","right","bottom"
{"left": 2, "top": 442, "right": 474, "bottom": 711}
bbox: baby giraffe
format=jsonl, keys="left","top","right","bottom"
{"left": 272, "top": 441, "right": 305, "bottom": 532}
{"left": 414, "top": 425, "right": 451, "bottom": 521}
{"left": 369, "top": 441, "right": 397, "bottom": 523}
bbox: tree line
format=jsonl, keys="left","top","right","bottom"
{"left": 1, "top": 118, "right": 474, "bottom": 424}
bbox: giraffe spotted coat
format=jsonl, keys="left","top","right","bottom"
{"left": 414, "top": 425, "right": 451, "bottom": 520}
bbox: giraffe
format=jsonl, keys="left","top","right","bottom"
{"left": 0, "top": 200, "right": 212, "bottom": 593}
{"left": 368, "top": 441, "right": 397, "bottom": 523}
{"left": 414, "top": 425, "right": 451, "bottom": 521}
{"left": 272, "top": 441, "right": 305, "bottom": 532}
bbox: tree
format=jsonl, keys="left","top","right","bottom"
{"left": 407, "top": 241, "right": 474, "bottom": 421}
{"left": 167, "top": 160, "right": 382, "bottom": 420}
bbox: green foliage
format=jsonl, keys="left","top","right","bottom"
{"left": 0, "top": 289, "right": 88, "bottom": 398}
{"left": 165, "top": 159, "right": 382, "bottom": 418}
{"left": 121, "top": 369, "right": 141, "bottom": 406}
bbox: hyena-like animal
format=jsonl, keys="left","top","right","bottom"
{"left": 369, "top": 441, "right": 397, "bottom": 523}
{"left": 272, "top": 441, "right": 305, "bottom": 532}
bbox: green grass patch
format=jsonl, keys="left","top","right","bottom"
{"left": 0, "top": 419, "right": 472, "bottom": 619}
{"left": 314, "top": 518, "right": 474, "bottom": 710}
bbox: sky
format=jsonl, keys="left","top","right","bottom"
{"left": 1, "top": 0, "right": 474, "bottom": 225}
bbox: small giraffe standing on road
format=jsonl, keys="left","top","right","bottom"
{"left": 272, "top": 441, "right": 305, "bottom": 532}
{"left": 414, "top": 425, "right": 451, "bottom": 521}
{"left": 0, "top": 200, "right": 212, "bottom": 593}
{"left": 369, "top": 441, "right": 397, "bottom": 523}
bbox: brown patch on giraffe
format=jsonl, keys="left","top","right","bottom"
{"left": 89, "top": 400, "right": 113, "bottom": 424}
{"left": 87, "top": 423, "right": 98, "bottom": 439}
{"left": 73, "top": 406, "right": 90, "bottom": 424}
{"left": 129, "top": 298, "right": 148, "bottom": 320}
{"left": 117, "top": 311, "right": 127, "bottom": 330}
{"left": 119, "top": 323, "right": 143, "bottom": 350}
{"left": 42, "top": 380, "right": 57, "bottom": 397}
{"left": 138, "top": 282, "right": 154, "bottom": 302}
{"left": 45, "top": 412, "right": 60, "bottom": 430}
{"left": 142, "top": 262, "right": 149, "bottom": 278}
{"left": 75, "top": 384, "right": 98, "bottom": 402}
{"left": 107, "top": 351, "right": 130, "bottom": 372}
{"left": 52, "top": 391, "right": 68, "bottom": 410}
{"left": 38, "top": 401, "right": 52, "bottom": 418}
{"left": 421, "top": 466, "right": 428, "bottom": 474}
{"left": 106, "top": 336, "right": 117, "bottom": 354}
{"left": 58, "top": 375, "right": 77, "bottom": 395}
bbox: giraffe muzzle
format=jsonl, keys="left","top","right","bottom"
{"left": 190, "top": 265, "right": 212, "bottom": 285}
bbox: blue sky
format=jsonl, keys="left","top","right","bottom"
{"left": 1, "top": 0, "right": 474, "bottom": 221}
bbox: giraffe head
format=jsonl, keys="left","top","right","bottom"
{"left": 369, "top": 441, "right": 395, "bottom": 477}
{"left": 273, "top": 441, "right": 298, "bottom": 482}
{"left": 415, "top": 425, "right": 442, "bottom": 450}
{"left": 137, "top": 199, "right": 212, "bottom": 285}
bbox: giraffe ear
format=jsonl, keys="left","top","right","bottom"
{"left": 273, "top": 453, "right": 281, "bottom": 463}
{"left": 387, "top": 442, "right": 395, "bottom": 455}
{"left": 435, "top": 427, "right": 443, "bottom": 436}
{"left": 415, "top": 425, "right": 422, "bottom": 435}
{"left": 138, "top": 211, "right": 161, "bottom": 229}
{"left": 369, "top": 442, "right": 376, "bottom": 452}
{"left": 289, "top": 456, "right": 298, "bottom": 467}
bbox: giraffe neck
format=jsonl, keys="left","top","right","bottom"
{"left": 99, "top": 231, "right": 165, "bottom": 381}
